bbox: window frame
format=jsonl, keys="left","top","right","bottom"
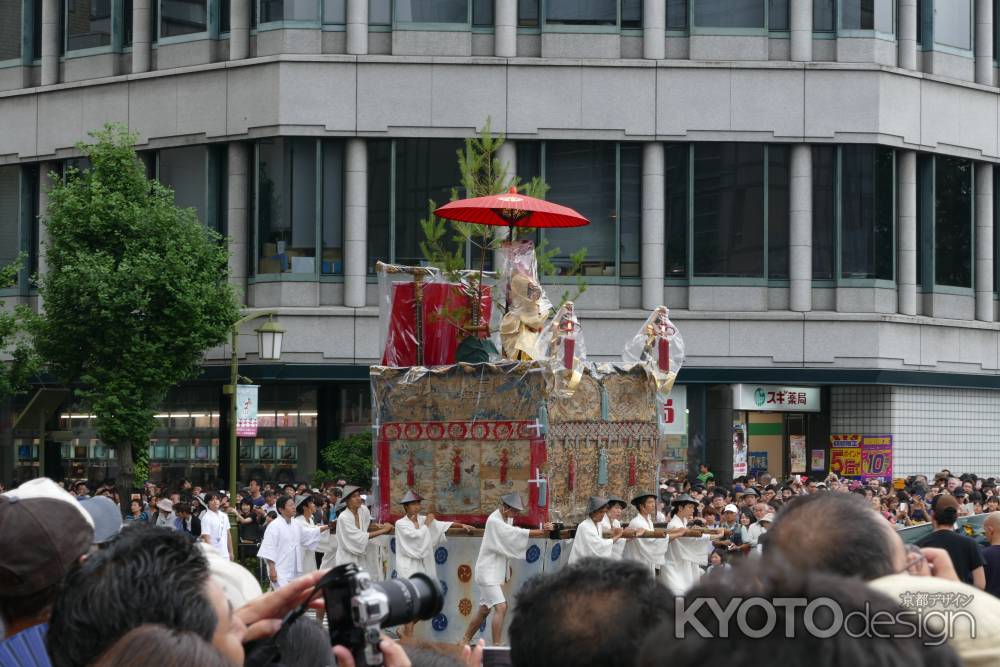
{"left": 688, "top": 0, "right": 772, "bottom": 36}
{"left": 63, "top": 0, "right": 122, "bottom": 56}
{"left": 252, "top": 138, "right": 347, "bottom": 282}
{"left": 918, "top": 0, "right": 973, "bottom": 56}
{"left": 0, "top": 0, "right": 34, "bottom": 66}
{"left": 256, "top": 0, "right": 322, "bottom": 30}
{"left": 918, "top": 154, "right": 976, "bottom": 295}
{"left": 391, "top": 0, "right": 481, "bottom": 32}
{"left": 0, "top": 164, "right": 39, "bottom": 297}
{"left": 535, "top": 0, "right": 640, "bottom": 35}
{"left": 155, "top": 144, "right": 227, "bottom": 234}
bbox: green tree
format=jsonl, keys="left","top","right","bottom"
{"left": 31, "top": 125, "right": 239, "bottom": 508}
{"left": 0, "top": 256, "right": 38, "bottom": 399}
{"left": 318, "top": 431, "right": 373, "bottom": 487}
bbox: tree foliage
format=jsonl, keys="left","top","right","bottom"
{"left": 0, "top": 256, "right": 38, "bottom": 400}
{"left": 318, "top": 431, "right": 373, "bottom": 487}
{"left": 32, "top": 124, "right": 239, "bottom": 495}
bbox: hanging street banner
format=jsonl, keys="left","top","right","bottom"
{"left": 733, "top": 423, "right": 748, "bottom": 477}
{"left": 789, "top": 435, "right": 807, "bottom": 473}
{"left": 659, "top": 385, "right": 687, "bottom": 435}
{"left": 236, "top": 384, "right": 260, "bottom": 437}
{"left": 829, "top": 434, "right": 893, "bottom": 482}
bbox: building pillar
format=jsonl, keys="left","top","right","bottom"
{"left": 346, "top": 0, "right": 368, "bottom": 55}
{"left": 230, "top": 0, "right": 250, "bottom": 60}
{"left": 227, "top": 143, "right": 250, "bottom": 305}
{"left": 898, "top": 0, "right": 918, "bottom": 70}
{"left": 790, "top": 0, "right": 812, "bottom": 62}
{"left": 641, "top": 142, "right": 665, "bottom": 310}
{"left": 36, "top": 163, "right": 58, "bottom": 310}
{"left": 493, "top": 140, "right": 517, "bottom": 271}
{"left": 345, "top": 138, "right": 368, "bottom": 308}
{"left": 495, "top": 0, "right": 516, "bottom": 57}
{"left": 643, "top": 0, "right": 665, "bottom": 60}
{"left": 897, "top": 151, "right": 918, "bottom": 315}
{"left": 975, "top": 162, "right": 994, "bottom": 321}
{"left": 132, "top": 0, "right": 151, "bottom": 72}
{"left": 976, "top": 0, "right": 994, "bottom": 85}
{"left": 40, "top": 0, "right": 60, "bottom": 85}
{"left": 789, "top": 145, "right": 812, "bottom": 312}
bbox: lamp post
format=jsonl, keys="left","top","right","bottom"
{"left": 225, "top": 311, "right": 285, "bottom": 554}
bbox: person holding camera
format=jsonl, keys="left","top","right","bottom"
{"left": 461, "top": 492, "right": 553, "bottom": 647}
{"left": 258, "top": 495, "right": 329, "bottom": 589}
{"left": 335, "top": 486, "right": 393, "bottom": 569}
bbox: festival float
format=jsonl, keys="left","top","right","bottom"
{"left": 366, "top": 187, "right": 686, "bottom": 642}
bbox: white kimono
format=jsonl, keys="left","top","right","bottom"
{"left": 474, "top": 510, "right": 530, "bottom": 586}
{"left": 568, "top": 517, "right": 614, "bottom": 564}
{"left": 293, "top": 514, "right": 331, "bottom": 575}
{"left": 335, "top": 504, "right": 373, "bottom": 567}
{"left": 394, "top": 515, "right": 452, "bottom": 580}
{"left": 662, "top": 514, "right": 709, "bottom": 595}
{"left": 257, "top": 516, "right": 323, "bottom": 588}
{"left": 598, "top": 515, "right": 627, "bottom": 559}
{"left": 622, "top": 513, "right": 669, "bottom": 577}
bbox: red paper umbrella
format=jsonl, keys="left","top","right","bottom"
{"left": 433, "top": 187, "right": 589, "bottom": 229}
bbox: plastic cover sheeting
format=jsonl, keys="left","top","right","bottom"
{"left": 622, "top": 306, "right": 685, "bottom": 398}
{"left": 534, "top": 301, "right": 587, "bottom": 398}
{"left": 497, "top": 239, "right": 552, "bottom": 360}
{"left": 377, "top": 262, "right": 497, "bottom": 367}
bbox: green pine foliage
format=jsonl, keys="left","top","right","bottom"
{"left": 0, "top": 255, "right": 38, "bottom": 400}
{"left": 31, "top": 124, "right": 240, "bottom": 497}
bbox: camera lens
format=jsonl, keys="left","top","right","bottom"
{"left": 374, "top": 573, "right": 445, "bottom": 628}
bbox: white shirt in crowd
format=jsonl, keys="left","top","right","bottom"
{"left": 200, "top": 508, "right": 230, "bottom": 560}
{"left": 257, "top": 515, "right": 324, "bottom": 588}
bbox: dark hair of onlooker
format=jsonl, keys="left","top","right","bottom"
{"left": 638, "top": 559, "right": 963, "bottom": 667}
{"left": 88, "top": 624, "right": 232, "bottom": 667}
{"left": 510, "top": 557, "right": 674, "bottom": 667}
{"left": 47, "top": 525, "right": 217, "bottom": 667}
{"left": 274, "top": 617, "right": 333, "bottom": 667}
{"left": 173, "top": 502, "right": 191, "bottom": 515}
{"left": 763, "top": 492, "right": 896, "bottom": 581}
{"left": 0, "top": 584, "right": 59, "bottom": 629}
{"left": 276, "top": 495, "right": 295, "bottom": 512}
{"left": 203, "top": 492, "right": 220, "bottom": 505}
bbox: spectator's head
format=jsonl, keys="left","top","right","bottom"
{"left": 0, "top": 479, "right": 94, "bottom": 633}
{"left": 931, "top": 493, "right": 960, "bottom": 527}
{"left": 282, "top": 484, "right": 295, "bottom": 497}
{"left": 74, "top": 481, "right": 89, "bottom": 497}
{"left": 47, "top": 525, "right": 247, "bottom": 667}
{"left": 249, "top": 479, "right": 261, "bottom": 494}
{"left": 947, "top": 477, "right": 961, "bottom": 492}
{"left": 175, "top": 502, "right": 192, "bottom": 520}
{"left": 130, "top": 499, "right": 143, "bottom": 516}
{"left": 510, "top": 558, "right": 674, "bottom": 667}
{"left": 273, "top": 617, "right": 330, "bottom": 667}
{"left": 89, "top": 624, "right": 233, "bottom": 667}
{"left": 204, "top": 492, "right": 221, "bottom": 512}
{"left": 264, "top": 489, "right": 277, "bottom": 504}
{"left": 764, "top": 492, "right": 904, "bottom": 581}
{"left": 984, "top": 513, "right": 1000, "bottom": 544}
{"left": 638, "top": 559, "right": 964, "bottom": 667}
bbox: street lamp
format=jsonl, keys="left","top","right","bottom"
{"left": 225, "top": 310, "right": 283, "bottom": 556}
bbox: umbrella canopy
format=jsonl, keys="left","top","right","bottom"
{"left": 433, "top": 187, "right": 589, "bottom": 229}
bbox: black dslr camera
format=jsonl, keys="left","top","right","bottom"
{"left": 320, "top": 564, "right": 444, "bottom": 666}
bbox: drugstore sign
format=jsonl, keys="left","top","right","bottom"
{"left": 732, "top": 384, "right": 820, "bottom": 412}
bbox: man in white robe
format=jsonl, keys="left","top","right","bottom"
{"left": 462, "top": 492, "right": 553, "bottom": 646}
{"left": 623, "top": 493, "right": 669, "bottom": 576}
{"left": 598, "top": 495, "right": 631, "bottom": 559}
{"left": 292, "top": 495, "right": 331, "bottom": 575}
{"left": 257, "top": 495, "right": 328, "bottom": 589}
{"left": 569, "top": 497, "right": 618, "bottom": 564}
{"left": 662, "top": 493, "right": 715, "bottom": 595}
{"left": 335, "top": 486, "right": 392, "bottom": 568}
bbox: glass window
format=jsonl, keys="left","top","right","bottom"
{"left": 395, "top": 0, "right": 466, "bottom": 23}
{"left": 841, "top": 0, "right": 893, "bottom": 32}
{"left": 33, "top": 0, "right": 42, "bottom": 58}
{"left": 472, "top": 0, "right": 492, "bottom": 25}
{"left": 934, "top": 0, "right": 971, "bottom": 49}
{"left": 260, "top": 0, "right": 318, "bottom": 22}
{"left": 220, "top": 0, "right": 229, "bottom": 30}
{"left": 768, "top": 0, "right": 789, "bottom": 30}
{"left": 124, "top": 0, "right": 133, "bottom": 43}
{"left": 66, "top": 0, "right": 113, "bottom": 50}
{"left": 369, "top": 0, "right": 390, "bottom": 23}
{"left": 257, "top": 138, "right": 317, "bottom": 275}
{"left": 393, "top": 139, "right": 464, "bottom": 267}
{"left": 0, "top": 166, "right": 20, "bottom": 275}
{"left": 1, "top": 0, "right": 22, "bottom": 60}
{"left": 874, "top": 0, "right": 892, "bottom": 33}
{"left": 811, "top": 145, "right": 836, "bottom": 280}
{"left": 693, "top": 143, "right": 765, "bottom": 277}
{"left": 323, "top": 0, "right": 344, "bottom": 22}
{"left": 619, "top": 143, "right": 641, "bottom": 277}
{"left": 321, "top": 140, "right": 344, "bottom": 275}
{"left": 622, "top": 0, "right": 642, "bottom": 29}
{"left": 840, "top": 145, "right": 894, "bottom": 280}
{"left": 934, "top": 156, "right": 973, "bottom": 287}
{"left": 768, "top": 145, "right": 790, "bottom": 279}
{"left": 158, "top": 146, "right": 209, "bottom": 226}
{"left": 546, "top": 0, "right": 617, "bottom": 25}
{"left": 666, "top": 0, "right": 687, "bottom": 29}
{"left": 664, "top": 143, "right": 688, "bottom": 278}
{"left": 367, "top": 140, "right": 391, "bottom": 274}
{"left": 160, "top": 0, "right": 207, "bottom": 35}
{"left": 694, "top": 0, "right": 765, "bottom": 29}
{"left": 518, "top": 0, "right": 538, "bottom": 26}
{"left": 813, "top": 0, "right": 835, "bottom": 31}
{"left": 543, "top": 142, "right": 617, "bottom": 275}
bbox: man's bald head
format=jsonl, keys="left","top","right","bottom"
{"left": 764, "top": 492, "right": 904, "bottom": 580}
{"left": 984, "top": 513, "right": 1000, "bottom": 544}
